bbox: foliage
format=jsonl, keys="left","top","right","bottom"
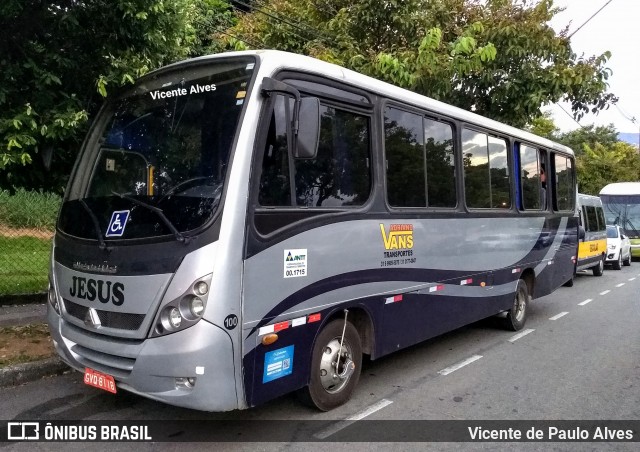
{"left": 0, "top": 0, "right": 232, "bottom": 192}
{"left": 0, "top": 189, "right": 61, "bottom": 230}
{"left": 527, "top": 114, "right": 640, "bottom": 196}
{"left": 575, "top": 141, "right": 640, "bottom": 196}
{"left": 527, "top": 112, "right": 560, "bottom": 140}
{"left": 556, "top": 124, "right": 619, "bottom": 156}
{"left": 225, "top": 0, "right": 616, "bottom": 128}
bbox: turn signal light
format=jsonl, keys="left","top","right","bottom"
{"left": 261, "top": 333, "right": 279, "bottom": 346}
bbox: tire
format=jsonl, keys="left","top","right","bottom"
{"left": 623, "top": 254, "right": 631, "bottom": 266}
{"left": 299, "top": 319, "right": 362, "bottom": 411}
{"left": 563, "top": 277, "right": 574, "bottom": 287}
{"left": 502, "top": 279, "right": 529, "bottom": 331}
{"left": 613, "top": 252, "right": 622, "bottom": 270}
{"left": 592, "top": 257, "right": 604, "bottom": 276}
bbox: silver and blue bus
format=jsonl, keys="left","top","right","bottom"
{"left": 47, "top": 50, "right": 578, "bottom": 411}
{"left": 600, "top": 182, "right": 640, "bottom": 259}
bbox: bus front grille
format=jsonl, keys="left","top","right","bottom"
{"left": 63, "top": 299, "right": 145, "bottom": 331}
{"left": 70, "top": 344, "right": 135, "bottom": 379}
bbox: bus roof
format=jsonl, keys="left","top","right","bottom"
{"left": 153, "top": 50, "right": 575, "bottom": 158}
{"left": 600, "top": 182, "right": 640, "bottom": 196}
{"left": 577, "top": 193, "right": 602, "bottom": 207}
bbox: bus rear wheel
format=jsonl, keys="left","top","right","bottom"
{"left": 300, "top": 319, "right": 362, "bottom": 411}
{"left": 502, "top": 279, "right": 529, "bottom": 331}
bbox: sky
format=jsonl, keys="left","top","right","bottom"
{"left": 546, "top": 0, "right": 640, "bottom": 133}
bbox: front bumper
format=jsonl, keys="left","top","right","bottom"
{"left": 47, "top": 304, "right": 239, "bottom": 411}
{"left": 605, "top": 249, "right": 620, "bottom": 263}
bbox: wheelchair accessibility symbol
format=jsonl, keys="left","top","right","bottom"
{"left": 105, "top": 210, "right": 130, "bottom": 237}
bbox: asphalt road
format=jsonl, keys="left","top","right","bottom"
{"left": 1, "top": 264, "right": 639, "bottom": 451}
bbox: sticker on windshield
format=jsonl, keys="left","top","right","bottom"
{"left": 106, "top": 210, "right": 130, "bottom": 237}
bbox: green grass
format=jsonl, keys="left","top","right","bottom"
{"left": 0, "top": 236, "right": 51, "bottom": 295}
{"left": 0, "top": 188, "right": 61, "bottom": 229}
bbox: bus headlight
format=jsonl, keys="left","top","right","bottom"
{"left": 169, "top": 308, "right": 182, "bottom": 328}
{"left": 194, "top": 281, "right": 208, "bottom": 296}
{"left": 190, "top": 297, "right": 205, "bottom": 317}
{"left": 48, "top": 282, "right": 61, "bottom": 315}
{"left": 152, "top": 274, "right": 212, "bottom": 337}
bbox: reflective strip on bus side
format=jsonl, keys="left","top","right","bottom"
{"left": 258, "top": 313, "right": 322, "bottom": 336}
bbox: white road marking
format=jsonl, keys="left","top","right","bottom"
{"left": 549, "top": 312, "right": 569, "bottom": 320}
{"left": 313, "top": 399, "right": 393, "bottom": 439}
{"left": 508, "top": 329, "right": 535, "bottom": 343}
{"left": 616, "top": 283, "right": 625, "bottom": 288}
{"left": 438, "top": 355, "right": 483, "bottom": 376}
{"left": 600, "top": 290, "right": 611, "bottom": 296}
{"left": 578, "top": 299, "right": 593, "bottom": 306}
{"left": 629, "top": 278, "right": 636, "bottom": 281}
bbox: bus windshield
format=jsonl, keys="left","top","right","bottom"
{"left": 59, "top": 57, "right": 255, "bottom": 241}
{"left": 601, "top": 194, "right": 640, "bottom": 238}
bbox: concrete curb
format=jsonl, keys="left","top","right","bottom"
{"left": 0, "top": 293, "right": 47, "bottom": 307}
{"left": 0, "top": 357, "right": 70, "bottom": 388}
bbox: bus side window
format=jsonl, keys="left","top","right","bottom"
{"left": 519, "top": 144, "right": 543, "bottom": 210}
{"left": 295, "top": 105, "right": 371, "bottom": 207}
{"left": 461, "top": 129, "right": 510, "bottom": 209}
{"left": 553, "top": 154, "right": 575, "bottom": 211}
{"left": 585, "top": 205, "right": 597, "bottom": 232}
{"left": 258, "top": 95, "right": 293, "bottom": 207}
{"left": 596, "top": 206, "right": 606, "bottom": 231}
{"left": 424, "top": 118, "right": 456, "bottom": 208}
{"left": 258, "top": 96, "right": 372, "bottom": 209}
{"left": 384, "top": 106, "right": 456, "bottom": 208}
{"left": 384, "top": 107, "right": 426, "bottom": 207}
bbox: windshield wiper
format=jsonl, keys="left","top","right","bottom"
{"left": 111, "top": 191, "right": 187, "bottom": 243}
{"left": 625, "top": 218, "right": 640, "bottom": 238}
{"left": 78, "top": 199, "right": 110, "bottom": 251}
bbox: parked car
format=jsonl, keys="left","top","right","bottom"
{"left": 605, "top": 225, "right": 632, "bottom": 270}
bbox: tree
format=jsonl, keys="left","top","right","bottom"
{"left": 527, "top": 112, "right": 560, "bottom": 140}
{"left": 556, "top": 123, "right": 619, "bottom": 156}
{"left": 225, "top": 0, "right": 615, "bottom": 128}
{"left": 576, "top": 141, "right": 640, "bottom": 195}
{"left": 525, "top": 115, "right": 639, "bottom": 195}
{"left": 0, "top": 0, "right": 232, "bottom": 192}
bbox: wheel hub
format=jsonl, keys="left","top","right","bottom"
{"left": 319, "top": 338, "right": 355, "bottom": 394}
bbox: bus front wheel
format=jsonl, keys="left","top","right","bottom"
{"left": 300, "top": 319, "right": 362, "bottom": 411}
{"left": 503, "top": 279, "right": 529, "bottom": 331}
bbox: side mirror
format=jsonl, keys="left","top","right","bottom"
{"left": 578, "top": 226, "right": 585, "bottom": 240}
{"left": 261, "top": 77, "right": 319, "bottom": 159}
{"left": 295, "top": 97, "right": 320, "bottom": 159}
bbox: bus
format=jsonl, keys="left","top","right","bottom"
{"left": 47, "top": 50, "right": 578, "bottom": 412}
{"left": 575, "top": 193, "right": 607, "bottom": 276}
{"left": 600, "top": 182, "right": 640, "bottom": 259}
